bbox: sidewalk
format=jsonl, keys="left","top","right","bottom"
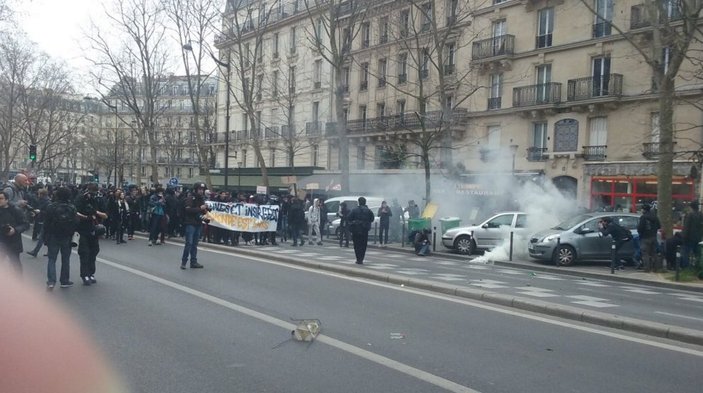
{"left": 379, "top": 242, "right": 703, "bottom": 293}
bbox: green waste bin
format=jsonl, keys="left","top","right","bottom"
{"left": 407, "top": 218, "right": 431, "bottom": 232}
{"left": 439, "top": 217, "right": 461, "bottom": 234}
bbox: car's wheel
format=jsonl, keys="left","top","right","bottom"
{"left": 553, "top": 245, "right": 576, "bottom": 266}
{"left": 454, "top": 235, "right": 476, "bottom": 255}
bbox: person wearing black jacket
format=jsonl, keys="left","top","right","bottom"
{"left": 637, "top": 203, "right": 661, "bottom": 272}
{"left": 180, "top": 183, "right": 207, "bottom": 270}
{"left": 75, "top": 183, "right": 108, "bottom": 286}
{"left": 347, "top": 197, "right": 375, "bottom": 264}
{"left": 338, "top": 202, "right": 350, "bottom": 248}
{"left": 0, "top": 190, "right": 30, "bottom": 272}
{"left": 288, "top": 196, "right": 305, "bottom": 247}
{"left": 599, "top": 216, "right": 633, "bottom": 270}
{"left": 43, "top": 187, "right": 78, "bottom": 289}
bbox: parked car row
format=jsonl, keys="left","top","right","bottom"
{"left": 440, "top": 211, "right": 642, "bottom": 266}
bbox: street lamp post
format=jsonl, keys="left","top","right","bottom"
{"left": 183, "top": 43, "right": 231, "bottom": 189}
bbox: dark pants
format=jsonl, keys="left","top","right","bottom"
{"left": 181, "top": 224, "right": 202, "bottom": 265}
{"left": 78, "top": 233, "right": 100, "bottom": 278}
{"left": 128, "top": 212, "right": 139, "bottom": 236}
{"left": 379, "top": 222, "right": 390, "bottom": 244}
{"left": 149, "top": 214, "right": 164, "bottom": 242}
{"left": 47, "top": 234, "right": 72, "bottom": 284}
{"left": 352, "top": 232, "right": 369, "bottom": 263}
{"left": 640, "top": 236, "right": 659, "bottom": 272}
{"left": 113, "top": 218, "right": 124, "bottom": 242}
{"left": 611, "top": 239, "right": 628, "bottom": 269}
{"left": 30, "top": 225, "right": 45, "bottom": 255}
{"left": 339, "top": 225, "right": 349, "bottom": 247}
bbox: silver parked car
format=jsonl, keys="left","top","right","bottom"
{"left": 441, "top": 212, "right": 529, "bottom": 255}
{"left": 528, "top": 212, "right": 640, "bottom": 266}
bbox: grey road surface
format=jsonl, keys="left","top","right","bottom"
{"left": 17, "top": 239, "right": 703, "bottom": 393}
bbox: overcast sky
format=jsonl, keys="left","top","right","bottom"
{"left": 15, "top": 0, "right": 105, "bottom": 92}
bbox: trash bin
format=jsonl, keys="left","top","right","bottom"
{"left": 407, "top": 218, "right": 431, "bottom": 232}
{"left": 439, "top": 217, "right": 461, "bottom": 234}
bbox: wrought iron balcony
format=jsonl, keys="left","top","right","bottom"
{"left": 513, "top": 83, "right": 562, "bottom": 107}
{"left": 567, "top": 74, "right": 623, "bottom": 101}
{"left": 398, "top": 73, "right": 407, "bottom": 84}
{"left": 443, "top": 64, "right": 455, "bottom": 76}
{"left": 487, "top": 97, "right": 502, "bottom": 110}
{"left": 472, "top": 34, "right": 515, "bottom": 60}
{"left": 305, "top": 122, "right": 322, "bottom": 136}
{"left": 360, "top": 80, "right": 368, "bottom": 91}
{"left": 526, "top": 147, "right": 548, "bottom": 162}
{"left": 582, "top": 145, "right": 607, "bottom": 161}
{"left": 264, "top": 126, "right": 279, "bottom": 140}
{"left": 642, "top": 142, "right": 659, "bottom": 159}
{"left": 346, "top": 109, "right": 468, "bottom": 134}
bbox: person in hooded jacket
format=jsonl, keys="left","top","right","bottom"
{"left": 180, "top": 183, "right": 207, "bottom": 270}
{"left": 307, "top": 198, "right": 323, "bottom": 245}
{"left": 637, "top": 203, "right": 661, "bottom": 272}
{"left": 0, "top": 191, "right": 29, "bottom": 272}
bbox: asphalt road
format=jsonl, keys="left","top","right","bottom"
{"left": 15, "top": 237, "right": 703, "bottom": 393}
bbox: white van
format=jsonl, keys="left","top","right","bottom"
{"left": 323, "top": 196, "right": 384, "bottom": 223}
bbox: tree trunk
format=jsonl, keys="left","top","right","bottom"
{"left": 657, "top": 80, "right": 675, "bottom": 237}
{"left": 334, "top": 70, "right": 349, "bottom": 193}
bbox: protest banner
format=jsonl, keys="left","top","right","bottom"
{"left": 205, "top": 201, "right": 279, "bottom": 232}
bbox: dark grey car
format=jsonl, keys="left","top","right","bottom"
{"left": 528, "top": 212, "right": 640, "bottom": 266}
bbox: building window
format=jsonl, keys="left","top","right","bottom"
{"left": 342, "top": 66, "right": 350, "bottom": 91}
{"left": 536, "top": 64, "right": 552, "bottom": 102}
{"left": 487, "top": 125, "right": 501, "bottom": 148}
{"left": 400, "top": 9, "right": 410, "bottom": 37}
{"left": 357, "top": 146, "right": 366, "bottom": 169}
{"left": 272, "top": 70, "right": 279, "bottom": 97}
{"left": 444, "top": 43, "right": 455, "bottom": 75}
{"left": 489, "top": 73, "right": 502, "bottom": 109}
{"left": 421, "top": 2, "right": 433, "bottom": 32}
{"left": 313, "top": 60, "right": 322, "bottom": 89}
{"left": 273, "top": 32, "right": 279, "bottom": 58}
{"left": 361, "top": 22, "right": 370, "bottom": 48}
{"left": 553, "top": 119, "right": 579, "bottom": 152}
{"left": 270, "top": 150, "right": 275, "bottom": 167}
{"left": 312, "top": 145, "right": 319, "bottom": 166}
{"left": 342, "top": 28, "right": 351, "bottom": 53}
{"left": 420, "top": 48, "right": 430, "bottom": 79}
{"left": 378, "top": 58, "right": 387, "bottom": 87}
{"left": 359, "top": 105, "right": 367, "bottom": 129}
{"left": 242, "top": 149, "right": 247, "bottom": 167}
{"left": 256, "top": 74, "right": 263, "bottom": 101}
{"left": 288, "top": 66, "right": 296, "bottom": 93}
{"left": 446, "top": 0, "right": 458, "bottom": 25}
{"left": 532, "top": 122, "right": 548, "bottom": 149}
{"left": 536, "top": 7, "right": 554, "bottom": 48}
{"left": 379, "top": 17, "right": 389, "bottom": 43}
{"left": 377, "top": 102, "right": 386, "bottom": 118}
{"left": 398, "top": 53, "right": 408, "bottom": 83}
{"left": 289, "top": 27, "right": 296, "bottom": 54}
{"left": 592, "top": 56, "right": 611, "bottom": 96}
{"left": 397, "top": 100, "right": 406, "bottom": 121}
{"left": 650, "top": 112, "right": 660, "bottom": 143}
{"left": 587, "top": 117, "right": 608, "bottom": 159}
{"left": 593, "top": 0, "right": 613, "bottom": 38}
{"left": 360, "top": 62, "right": 369, "bottom": 90}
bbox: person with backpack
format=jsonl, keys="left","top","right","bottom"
{"left": 43, "top": 187, "right": 78, "bottom": 290}
{"left": 637, "top": 203, "right": 661, "bottom": 272}
{"left": 338, "top": 202, "right": 350, "bottom": 248}
{"left": 599, "top": 216, "right": 633, "bottom": 270}
{"left": 347, "top": 197, "right": 375, "bottom": 264}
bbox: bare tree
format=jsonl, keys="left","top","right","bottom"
{"left": 214, "top": 0, "right": 281, "bottom": 188}
{"left": 86, "top": 0, "right": 173, "bottom": 186}
{"left": 580, "top": 0, "right": 703, "bottom": 236}
{"left": 0, "top": 32, "right": 44, "bottom": 180}
{"left": 166, "top": 0, "right": 220, "bottom": 187}
{"left": 303, "top": 0, "right": 371, "bottom": 193}
{"left": 386, "top": 0, "right": 481, "bottom": 204}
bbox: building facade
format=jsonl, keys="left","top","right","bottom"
{"left": 215, "top": 0, "right": 703, "bottom": 212}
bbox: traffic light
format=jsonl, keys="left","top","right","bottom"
{"left": 93, "top": 170, "right": 99, "bottom": 183}
{"left": 29, "top": 144, "right": 37, "bottom": 161}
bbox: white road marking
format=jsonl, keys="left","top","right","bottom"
{"left": 567, "top": 295, "right": 617, "bottom": 308}
{"left": 534, "top": 275, "right": 564, "bottom": 281}
{"left": 436, "top": 261, "right": 458, "bottom": 266}
{"left": 619, "top": 287, "right": 662, "bottom": 295}
{"left": 673, "top": 295, "right": 703, "bottom": 303}
{"left": 496, "top": 269, "right": 523, "bottom": 275}
{"left": 575, "top": 281, "right": 610, "bottom": 287}
{"left": 96, "top": 257, "right": 480, "bottom": 393}
{"left": 465, "top": 265, "right": 489, "bottom": 270}
{"left": 95, "top": 251, "right": 703, "bottom": 359}
{"left": 431, "top": 274, "right": 467, "bottom": 282}
{"left": 654, "top": 311, "right": 703, "bottom": 322}
{"left": 514, "top": 287, "right": 560, "bottom": 298}
{"left": 469, "top": 279, "right": 508, "bottom": 289}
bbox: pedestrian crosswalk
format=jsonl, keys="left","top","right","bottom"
{"left": 256, "top": 244, "right": 703, "bottom": 310}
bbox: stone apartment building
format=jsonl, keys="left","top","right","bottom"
{"left": 215, "top": 0, "right": 703, "bottom": 211}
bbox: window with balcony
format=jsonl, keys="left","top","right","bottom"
{"left": 586, "top": 116, "right": 608, "bottom": 160}
{"left": 397, "top": 100, "right": 406, "bottom": 124}
{"left": 378, "top": 59, "right": 387, "bottom": 87}
{"left": 444, "top": 43, "right": 455, "bottom": 75}
{"left": 359, "top": 105, "right": 367, "bottom": 129}
{"left": 446, "top": 0, "right": 458, "bottom": 25}
{"left": 379, "top": 17, "right": 389, "bottom": 43}
{"left": 529, "top": 122, "right": 548, "bottom": 161}
{"left": 481, "top": 125, "right": 501, "bottom": 161}
{"left": 400, "top": 9, "right": 410, "bottom": 37}
{"left": 360, "top": 62, "right": 369, "bottom": 90}
{"left": 289, "top": 27, "right": 296, "bottom": 54}
{"left": 244, "top": 43, "right": 251, "bottom": 67}
{"left": 536, "top": 7, "right": 553, "bottom": 49}
{"left": 256, "top": 74, "right": 263, "bottom": 101}
{"left": 593, "top": 0, "right": 613, "bottom": 37}
{"left": 288, "top": 66, "right": 296, "bottom": 93}
{"left": 489, "top": 73, "right": 502, "bottom": 109}
{"left": 420, "top": 49, "right": 430, "bottom": 80}
{"left": 313, "top": 60, "right": 322, "bottom": 89}
{"left": 536, "top": 64, "right": 552, "bottom": 102}
{"left": 342, "top": 66, "right": 350, "bottom": 92}
{"left": 312, "top": 145, "right": 319, "bottom": 166}
{"left": 398, "top": 53, "right": 408, "bottom": 83}
{"left": 342, "top": 28, "right": 351, "bottom": 53}
{"left": 272, "top": 70, "right": 279, "bottom": 97}
{"left": 273, "top": 32, "right": 279, "bottom": 58}
{"left": 377, "top": 102, "right": 386, "bottom": 118}
{"left": 361, "top": 22, "right": 370, "bottom": 48}
{"left": 270, "top": 150, "right": 275, "bottom": 166}
{"left": 592, "top": 56, "right": 611, "bottom": 96}
{"left": 421, "top": 2, "right": 433, "bottom": 32}
{"left": 315, "top": 18, "right": 323, "bottom": 45}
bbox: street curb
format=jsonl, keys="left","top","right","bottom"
{"left": 139, "top": 235, "right": 703, "bottom": 346}
{"left": 225, "top": 242, "right": 703, "bottom": 346}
